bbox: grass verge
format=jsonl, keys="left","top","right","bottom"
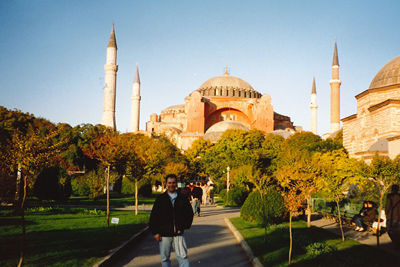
{"left": 230, "top": 216, "right": 399, "bottom": 267}
{"left": 0, "top": 208, "right": 149, "bottom": 266}
{"left": 26, "top": 193, "right": 157, "bottom": 208}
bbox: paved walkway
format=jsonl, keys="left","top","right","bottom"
{"left": 310, "top": 215, "right": 400, "bottom": 257}
{"left": 113, "top": 206, "right": 252, "bottom": 267}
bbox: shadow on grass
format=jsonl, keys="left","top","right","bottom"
{"left": 0, "top": 213, "right": 149, "bottom": 267}
{"left": 232, "top": 218, "right": 400, "bottom": 267}
{"left": 0, "top": 218, "right": 36, "bottom": 226}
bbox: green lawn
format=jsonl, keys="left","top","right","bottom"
{"left": 0, "top": 207, "right": 150, "bottom": 267}
{"left": 230, "top": 217, "right": 399, "bottom": 267}
{"left": 27, "top": 193, "right": 157, "bottom": 208}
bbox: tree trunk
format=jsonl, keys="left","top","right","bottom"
{"left": 106, "top": 165, "right": 110, "bottom": 227}
{"left": 258, "top": 190, "right": 267, "bottom": 241}
{"left": 135, "top": 179, "right": 138, "bottom": 215}
{"left": 14, "top": 163, "right": 22, "bottom": 208}
{"left": 307, "top": 196, "right": 311, "bottom": 228}
{"left": 377, "top": 195, "right": 383, "bottom": 246}
{"left": 17, "top": 174, "right": 27, "bottom": 267}
{"left": 336, "top": 199, "right": 345, "bottom": 242}
{"left": 289, "top": 212, "right": 293, "bottom": 265}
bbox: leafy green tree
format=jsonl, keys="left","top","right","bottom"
{"left": 185, "top": 137, "right": 213, "bottom": 178}
{"left": 314, "top": 149, "right": 358, "bottom": 241}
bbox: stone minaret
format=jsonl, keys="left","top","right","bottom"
{"left": 101, "top": 24, "right": 118, "bottom": 130}
{"left": 329, "top": 39, "right": 341, "bottom": 133}
{"left": 130, "top": 64, "right": 141, "bottom": 132}
{"left": 310, "top": 74, "right": 318, "bottom": 134}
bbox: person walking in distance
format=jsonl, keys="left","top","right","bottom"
{"left": 192, "top": 182, "right": 203, "bottom": 216}
{"left": 149, "top": 174, "right": 194, "bottom": 267}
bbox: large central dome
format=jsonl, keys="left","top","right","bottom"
{"left": 196, "top": 73, "right": 262, "bottom": 98}
{"left": 369, "top": 55, "right": 400, "bottom": 89}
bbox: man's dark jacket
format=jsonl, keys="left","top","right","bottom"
{"left": 149, "top": 191, "right": 193, "bottom": 237}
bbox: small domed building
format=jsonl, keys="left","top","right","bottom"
{"left": 342, "top": 56, "right": 400, "bottom": 161}
{"left": 146, "top": 70, "right": 295, "bottom": 150}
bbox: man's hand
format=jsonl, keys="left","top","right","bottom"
{"left": 154, "top": 234, "right": 162, "bottom": 242}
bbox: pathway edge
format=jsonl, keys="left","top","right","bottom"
{"left": 93, "top": 226, "right": 149, "bottom": 267}
{"left": 224, "top": 217, "right": 263, "bottom": 267}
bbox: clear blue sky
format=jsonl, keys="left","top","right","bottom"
{"left": 1, "top": 0, "right": 399, "bottom": 135}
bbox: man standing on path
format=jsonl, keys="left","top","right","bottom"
{"left": 149, "top": 174, "right": 194, "bottom": 267}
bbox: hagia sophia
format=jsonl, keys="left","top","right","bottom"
{"left": 100, "top": 25, "right": 400, "bottom": 160}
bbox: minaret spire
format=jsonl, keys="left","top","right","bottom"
{"left": 134, "top": 63, "right": 140, "bottom": 84}
{"left": 329, "top": 39, "right": 341, "bottom": 133}
{"left": 130, "top": 63, "right": 141, "bottom": 132}
{"left": 101, "top": 24, "right": 118, "bottom": 130}
{"left": 311, "top": 74, "right": 316, "bottom": 94}
{"left": 310, "top": 74, "right": 318, "bottom": 135}
{"left": 332, "top": 38, "right": 339, "bottom": 66}
{"left": 107, "top": 23, "right": 117, "bottom": 49}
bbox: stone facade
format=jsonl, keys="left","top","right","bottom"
{"left": 146, "top": 73, "right": 295, "bottom": 151}
{"left": 342, "top": 56, "right": 400, "bottom": 162}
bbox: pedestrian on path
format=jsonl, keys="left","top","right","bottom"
{"left": 201, "top": 182, "right": 208, "bottom": 206}
{"left": 149, "top": 174, "right": 194, "bottom": 267}
{"left": 192, "top": 182, "right": 203, "bottom": 216}
{"left": 386, "top": 184, "right": 400, "bottom": 244}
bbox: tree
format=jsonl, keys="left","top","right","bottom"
{"left": 359, "top": 154, "right": 400, "bottom": 246}
{"left": 315, "top": 149, "right": 357, "bottom": 242}
{"left": 279, "top": 135, "right": 321, "bottom": 226}
{"left": 8, "top": 128, "right": 63, "bottom": 267}
{"left": 243, "top": 164, "right": 278, "bottom": 241}
{"left": 275, "top": 165, "right": 306, "bottom": 265}
{"left": 119, "top": 133, "right": 148, "bottom": 215}
{"left": 82, "top": 127, "right": 121, "bottom": 226}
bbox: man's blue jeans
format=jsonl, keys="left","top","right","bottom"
{"left": 159, "top": 235, "right": 189, "bottom": 267}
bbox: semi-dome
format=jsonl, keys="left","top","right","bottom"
{"left": 204, "top": 121, "right": 249, "bottom": 142}
{"left": 197, "top": 74, "right": 262, "bottom": 98}
{"left": 369, "top": 56, "right": 400, "bottom": 89}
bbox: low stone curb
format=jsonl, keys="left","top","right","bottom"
{"left": 224, "top": 217, "right": 264, "bottom": 267}
{"left": 93, "top": 226, "right": 149, "bottom": 267}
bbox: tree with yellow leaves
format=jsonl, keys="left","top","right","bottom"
{"left": 275, "top": 161, "right": 308, "bottom": 265}
{"left": 8, "top": 128, "right": 64, "bottom": 267}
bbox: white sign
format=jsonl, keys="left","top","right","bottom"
{"left": 111, "top": 217, "right": 119, "bottom": 224}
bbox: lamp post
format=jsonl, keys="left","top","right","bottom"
{"left": 227, "top": 166, "right": 230, "bottom": 192}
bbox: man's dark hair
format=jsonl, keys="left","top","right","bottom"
{"left": 165, "top": 174, "right": 177, "bottom": 183}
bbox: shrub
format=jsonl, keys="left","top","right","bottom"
{"left": 71, "top": 176, "right": 91, "bottom": 196}
{"left": 121, "top": 176, "right": 135, "bottom": 195}
{"left": 219, "top": 189, "right": 227, "bottom": 203}
{"left": 241, "top": 187, "right": 287, "bottom": 225}
{"left": 225, "top": 186, "right": 249, "bottom": 206}
{"left": 306, "top": 242, "right": 337, "bottom": 256}
{"left": 138, "top": 183, "right": 152, "bottom": 197}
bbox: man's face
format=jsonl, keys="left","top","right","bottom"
{"left": 166, "top": 177, "right": 177, "bottom": 193}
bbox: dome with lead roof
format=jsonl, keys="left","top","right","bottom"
{"left": 369, "top": 56, "right": 400, "bottom": 89}
{"left": 196, "top": 72, "right": 262, "bottom": 98}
